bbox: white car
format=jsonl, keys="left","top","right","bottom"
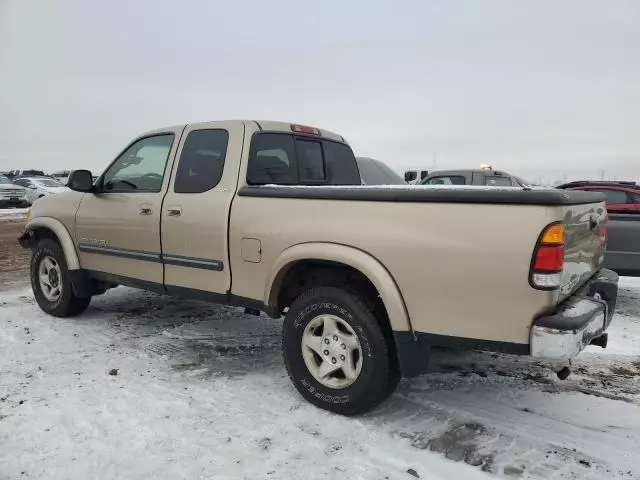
{"left": 49, "top": 171, "right": 71, "bottom": 185}
{"left": 0, "top": 174, "right": 29, "bottom": 208}
{"left": 13, "top": 177, "right": 69, "bottom": 204}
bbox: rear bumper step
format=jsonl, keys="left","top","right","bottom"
{"left": 531, "top": 269, "right": 618, "bottom": 360}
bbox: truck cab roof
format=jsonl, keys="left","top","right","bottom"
{"left": 142, "top": 120, "right": 347, "bottom": 144}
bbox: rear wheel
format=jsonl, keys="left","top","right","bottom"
{"left": 282, "top": 286, "right": 399, "bottom": 415}
{"left": 31, "top": 239, "right": 91, "bottom": 317}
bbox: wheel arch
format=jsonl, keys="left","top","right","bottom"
{"left": 265, "top": 242, "right": 413, "bottom": 334}
{"left": 24, "top": 217, "right": 80, "bottom": 270}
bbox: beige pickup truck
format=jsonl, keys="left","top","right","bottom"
{"left": 19, "top": 120, "right": 618, "bottom": 415}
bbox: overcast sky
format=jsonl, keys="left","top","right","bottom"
{"left": 1, "top": 0, "right": 638, "bottom": 182}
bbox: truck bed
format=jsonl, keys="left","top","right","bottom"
{"left": 239, "top": 184, "right": 604, "bottom": 206}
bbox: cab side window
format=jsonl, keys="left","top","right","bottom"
{"left": 102, "top": 134, "right": 174, "bottom": 193}
{"left": 485, "top": 176, "right": 513, "bottom": 187}
{"left": 425, "top": 175, "right": 466, "bottom": 185}
{"left": 174, "top": 130, "right": 229, "bottom": 193}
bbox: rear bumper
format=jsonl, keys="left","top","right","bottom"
{"left": 531, "top": 268, "right": 618, "bottom": 360}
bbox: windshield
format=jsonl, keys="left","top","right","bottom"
{"left": 35, "top": 178, "right": 64, "bottom": 187}
{"left": 0, "top": 175, "right": 12, "bottom": 185}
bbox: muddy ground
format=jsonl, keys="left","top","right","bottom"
{"left": 0, "top": 217, "right": 29, "bottom": 290}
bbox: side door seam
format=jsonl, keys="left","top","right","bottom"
{"left": 226, "top": 122, "right": 246, "bottom": 296}
{"left": 159, "top": 125, "right": 188, "bottom": 287}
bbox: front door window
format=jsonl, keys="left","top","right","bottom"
{"left": 102, "top": 134, "right": 174, "bottom": 192}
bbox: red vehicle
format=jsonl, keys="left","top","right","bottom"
{"left": 557, "top": 181, "right": 640, "bottom": 213}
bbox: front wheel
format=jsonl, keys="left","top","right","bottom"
{"left": 31, "top": 239, "right": 91, "bottom": 317}
{"left": 282, "top": 286, "right": 399, "bottom": 415}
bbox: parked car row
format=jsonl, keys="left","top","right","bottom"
{"left": 0, "top": 174, "right": 30, "bottom": 208}
{"left": 557, "top": 180, "right": 640, "bottom": 277}
{"left": 0, "top": 173, "right": 70, "bottom": 207}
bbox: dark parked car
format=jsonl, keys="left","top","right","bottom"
{"left": 420, "top": 168, "right": 529, "bottom": 187}
{"left": 356, "top": 157, "right": 406, "bottom": 185}
{"left": 557, "top": 181, "right": 640, "bottom": 276}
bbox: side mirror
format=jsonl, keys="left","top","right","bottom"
{"left": 68, "top": 170, "right": 94, "bottom": 192}
{"left": 404, "top": 171, "right": 417, "bottom": 182}
{"left": 27, "top": 185, "right": 37, "bottom": 190}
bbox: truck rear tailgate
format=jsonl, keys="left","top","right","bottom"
{"left": 559, "top": 201, "right": 608, "bottom": 300}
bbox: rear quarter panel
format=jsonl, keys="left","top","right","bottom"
{"left": 229, "top": 196, "right": 559, "bottom": 344}
{"left": 559, "top": 202, "right": 607, "bottom": 299}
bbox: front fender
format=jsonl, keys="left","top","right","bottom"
{"left": 22, "top": 217, "right": 80, "bottom": 270}
{"left": 265, "top": 242, "right": 413, "bottom": 333}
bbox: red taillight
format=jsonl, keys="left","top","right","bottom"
{"left": 533, "top": 245, "right": 565, "bottom": 272}
{"left": 291, "top": 124, "right": 321, "bottom": 135}
{"left": 530, "top": 223, "right": 565, "bottom": 290}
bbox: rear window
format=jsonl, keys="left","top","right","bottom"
{"left": 247, "top": 133, "right": 360, "bottom": 186}
{"left": 247, "top": 134, "right": 297, "bottom": 185}
{"left": 425, "top": 175, "right": 466, "bottom": 185}
{"left": 296, "top": 139, "right": 325, "bottom": 182}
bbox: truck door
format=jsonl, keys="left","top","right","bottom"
{"left": 75, "top": 129, "right": 183, "bottom": 286}
{"left": 161, "top": 122, "right": 245, "bottom": 298}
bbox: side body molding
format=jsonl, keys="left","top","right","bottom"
{"left": 25, "top": 217, "right": 81, "bottom": 270}
{"left": 265, "top": 242, "right": 413, "bottom": 333}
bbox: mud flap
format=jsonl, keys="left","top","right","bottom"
{"left": 393, "top": 332, "right": 431, "bottom": 378}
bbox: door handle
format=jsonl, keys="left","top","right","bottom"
{"left": 167, "top": 206, "right": 182, "bottom": 217}
{"left": 139, "top": 206, "right": 153, "bottom": 215}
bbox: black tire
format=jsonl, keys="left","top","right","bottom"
{"left": 31, "top": 239, "right": 91, "bottom": 317}
{"left": 282, "top": 286, "right": 399, "bottom": 415}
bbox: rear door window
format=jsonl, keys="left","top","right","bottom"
{"left": 425, "top": 175, "right": 466, "bottom": 185}
{"left": 174, "top": 129, "right": 229, "bottom": 193}
{"left": 247, "top": 133, "right": 360, "bottom": 186}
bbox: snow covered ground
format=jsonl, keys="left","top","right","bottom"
{"left": 1, "top": 278, "right": 640, "bottom": 480}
